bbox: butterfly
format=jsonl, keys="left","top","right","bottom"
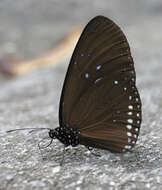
{"left": 6, "top": 15, "right": 142, "bottom": 164}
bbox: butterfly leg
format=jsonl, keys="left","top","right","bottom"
{"left": 38, "top": 138, "right": 53, "bottom": 149}
{"left": 86, "top": 146, "right": 101, "bottom": 157}
{"left": 60, "top": 145, "right": 67, "bottom": 166}
{"left": 37, "top": 138, "right": 54, "bottom": 160}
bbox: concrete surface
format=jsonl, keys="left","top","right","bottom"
{"left": 0, "top": 1, "right": 162, "bottom": 190}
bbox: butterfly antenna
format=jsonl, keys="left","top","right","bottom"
{"left": 6, "top": 128, "right": 51, "bottom": 134}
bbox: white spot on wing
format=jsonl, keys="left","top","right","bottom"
{"left": 137, "top": 113, "right": 140, "bottom": 117}
{"left": 128, "top": 138, "right": 131, "bottom": 143}
{"left": 127, "top": 132, "right": 132, "bottom": 137}
{"left": 114, "top": 80, "right": 118, "bottom": 84}
{"left": 85, "top": 73, "right": 89, "bottom": 79}
{"left": 128, "top": 112, "right": 133, "bottom": 116}
{"left": 128, "top": 119, "right": 133, "bottom": 124}
{"left": 135, "top": 128, "right": 139, "bottom": 132}
{"left": 128, "top": 105, "right": 133, "bottom": 110}
{"left": 96, "top": 65, "right": 102, "bottom": 70}
{"left": 129, "top": 96, "right": 132, "bottom": 100}
{"left": 126, "top": 125, "right": 132, "bottom": 130}
{"left": 94, "top": 77, "right": 103, "bottom": 84}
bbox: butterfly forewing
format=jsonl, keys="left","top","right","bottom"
{"left": 59, "top": 16, "right": 142, "bottom": 152}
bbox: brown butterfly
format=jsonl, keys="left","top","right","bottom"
{"left": 7, "top": 15, "right": 142, "bottom": 164}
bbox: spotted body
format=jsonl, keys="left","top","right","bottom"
{"left": 49, "top": 127, "right": 80, "bottom": 147}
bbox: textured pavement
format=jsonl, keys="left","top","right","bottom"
{"left": 0, "top": 1, "right": 162, "bottom": 190}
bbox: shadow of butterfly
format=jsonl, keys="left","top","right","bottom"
{"left": 6, "top": 15, "right": 142, "bottom": 165}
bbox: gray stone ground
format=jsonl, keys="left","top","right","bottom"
{"left": 0, "top": 0, "right": 162, "bottom": 190}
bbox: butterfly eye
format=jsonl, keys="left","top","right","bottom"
{"left": 49, "top": 130, "right": 55, "bottom": 139}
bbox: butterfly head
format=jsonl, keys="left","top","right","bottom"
{"left": 48, "top": 129, "right": 56, "bottom": 139}
{"left": 49, "top": 127, "right": 80, "bottom": 147}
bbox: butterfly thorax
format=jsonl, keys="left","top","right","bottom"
{"left": 49, "top": 127, "right": 80, "bottom": 147}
